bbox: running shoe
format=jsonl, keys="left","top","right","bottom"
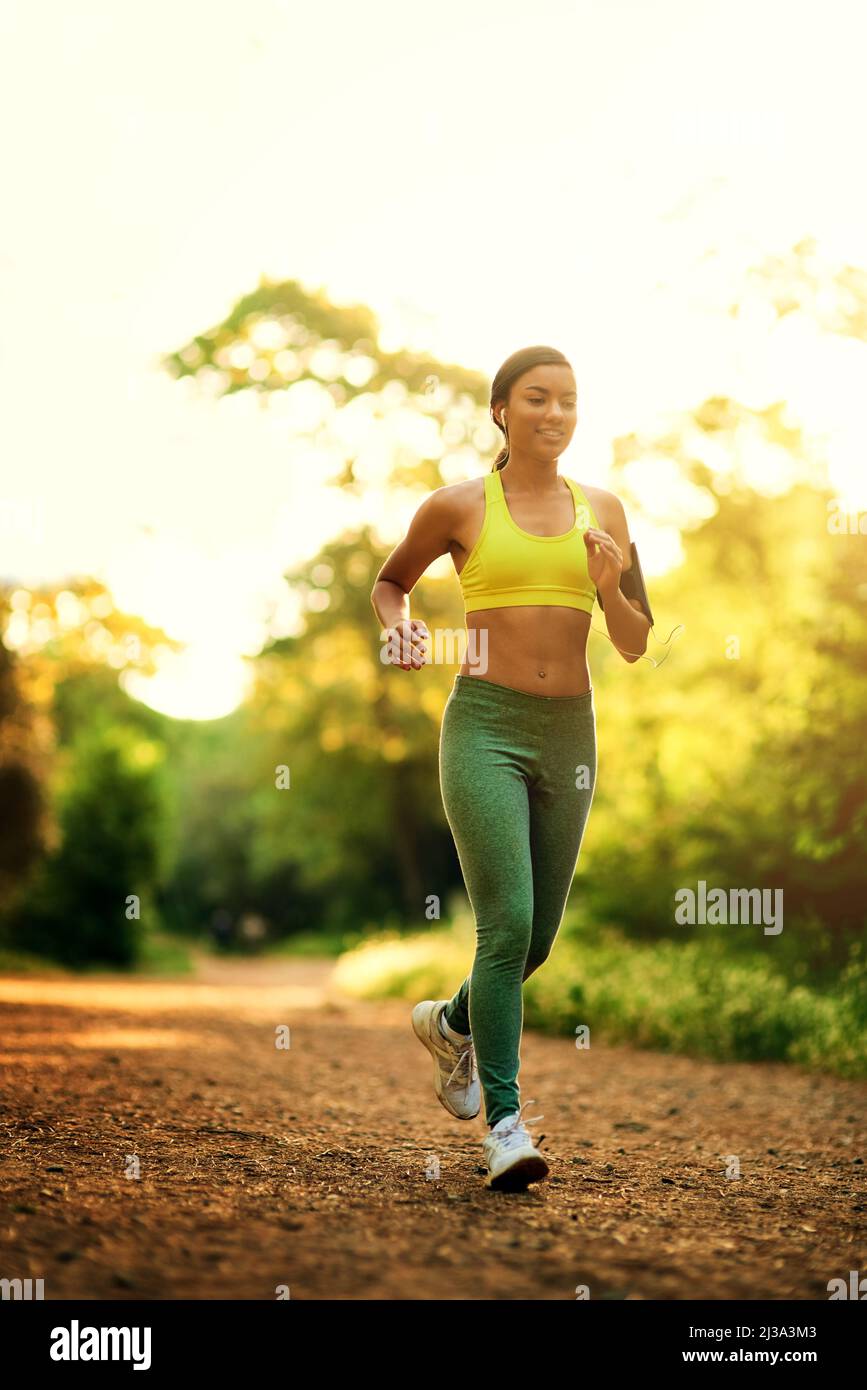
{"left": 411, "top": 999, "right": 480, "bottom": 1120}
{"left": 482, "top": 1099, "right": 549, "bottom": 1191}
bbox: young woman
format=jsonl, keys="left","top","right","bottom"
{"left": 370, "top": 345, "right": 650, "bottom": 1191}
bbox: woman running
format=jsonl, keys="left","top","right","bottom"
{"left": 370, "top": 344, "right": 650, "bottom": 1191}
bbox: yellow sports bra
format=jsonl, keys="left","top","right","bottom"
{"left": 458, "top": 468, "right": 600, "bottom": 615}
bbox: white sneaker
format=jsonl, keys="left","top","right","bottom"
{"left": 411, "top": 1000, "right": 480, "bottom": 1120}
{"left": 482, "top": 1099, "right": 549, "bottom": 1191}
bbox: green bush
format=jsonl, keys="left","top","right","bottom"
{"left": 334, "top": 918, "right": 867, "bottom": 1078}
{"left": 2, "top": 725, "right": 169, "bottom": 968}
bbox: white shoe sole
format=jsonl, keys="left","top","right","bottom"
{"left": 411, "top": 1000, "right": 480, "bottom": 1121}
{"left": 484, "top": 1145, "right": 549, "bottom": 1192}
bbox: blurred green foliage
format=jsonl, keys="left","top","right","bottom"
{"left": 4, "top": 721, "right": 168, "bottom": 966}
{"left": 334, "top": 917, "right": 867, "bottom": 1077}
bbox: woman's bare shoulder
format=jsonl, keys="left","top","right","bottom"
{"left": 426, "top": 475, "right": 485, "bottom": 521}
{"left": 435, "top": 475, "right": 486, "bottom": 502}
{"left": 573, "top": 481, "right": 626, "bottom": 528}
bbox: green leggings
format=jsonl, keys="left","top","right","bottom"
{"left": 439, "top": 674, "right": 597, "bottom": 1129}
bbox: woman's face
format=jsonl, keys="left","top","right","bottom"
{"left": 497, "top": 364, "right": 578, "bottom": 458}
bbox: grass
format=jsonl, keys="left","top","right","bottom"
{"left": 332, "top": 913, "right": 867, "bottom": 1080}
{"left": 0, "top": 933, "right": 196, "bottom": 977}
{"left": 268, "top": 928, "right": 362, "bottom": 959}
{"left": 0, "top": 946, "right": 72, "bottom": 976}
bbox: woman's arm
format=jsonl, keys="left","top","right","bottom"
{"left": 370, "top": 488, "right": 456, "bottom": 670}
{"left": 584, "top": 491, "right": 650, "bottom": 664}
{"left": 597, "top": 584, "right": 651, "bottom": 664}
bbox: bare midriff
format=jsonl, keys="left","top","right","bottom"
{"left": 459, "top": 606, "right": 592, "bottom": 696}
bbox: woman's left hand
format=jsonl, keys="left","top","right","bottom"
{"left": 582, "top": 527, "right": 623, "bottom": 598}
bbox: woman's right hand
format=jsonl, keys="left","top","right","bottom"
{"left": 382, "top": 619, "right": 430, "bottom": 670}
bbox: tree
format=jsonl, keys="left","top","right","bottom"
{"left": 6, "top": 723, "right": 169, "bottom": 967}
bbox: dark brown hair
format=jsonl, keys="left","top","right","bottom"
{"left": 489, "top": 345, "right": 574, "bottom": 471}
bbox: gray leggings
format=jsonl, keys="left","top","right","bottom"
{"left": 439, "top": 674, "right": 597, "bottom": 1128}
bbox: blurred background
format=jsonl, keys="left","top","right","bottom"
{"left": 1, "top": 0, "right": 865, "bottom": 1073}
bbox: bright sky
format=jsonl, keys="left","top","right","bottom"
{"left": 2, "top": 0, "right": 866, "bottom": 716}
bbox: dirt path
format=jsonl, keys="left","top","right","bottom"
{"left": 0, "top": 954, "right": 863, "bottom": 1300}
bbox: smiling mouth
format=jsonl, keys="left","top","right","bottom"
{"left": 539, "top": 430, "right": 563, "bottom": 437}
